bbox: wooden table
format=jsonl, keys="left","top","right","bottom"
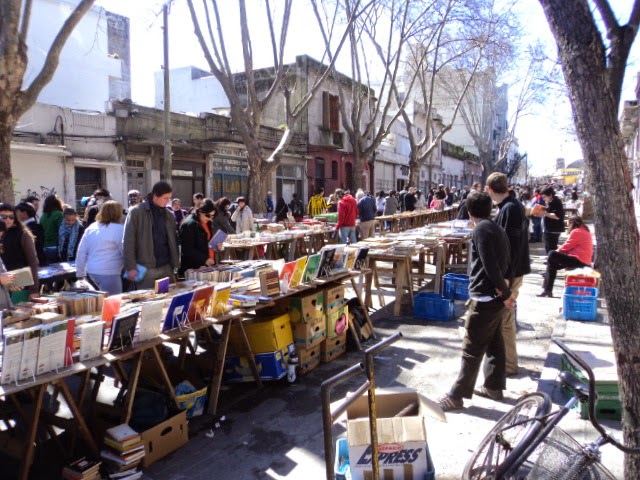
{"left": 365, "top": 251, "right": 416, "bottom": 316}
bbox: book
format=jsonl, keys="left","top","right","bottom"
{"left": 105, "top": 424, "right": 141, "bottom": 445}
{"left": 302, "top": 253, "right": 322, "bottom": 283}
{"left": 289, "top": 256, "right": 308, "bottom": 288}
{"left": 531, "top": 204, "right": 545, "bottom": 216}
{"left": 36, "top": 320, "right": 68, "bottom": 375}
{"left": 6, "top": 266, "right": 34, "bottom": 288}
{"left": 211, "top": 283, "right": 231, "bottom": 316}
{"left": 100, "top": 449, "right": 145, "bottom": 466}
{"left": 279, "top": 261, "right": 297, "bottom": 287}
{"left": 208, "top": 229, "right": 228, "bottom": 252}
{"left": 109, "top": 311, "right": 139, "bottom": 351}
{"left": 354, "top": 247, "right": 370, "bottom": 269}
{"left": 63, "top": 457, "right": 101, "bottom": 478}
{"left": 137, "top": 301, "right": 163, "bottom": 343}
{"left": 161, "top": 291, "right": 195, "bottom": 332}
{"left": 259, "top": 269, "right": 281, "bottom": 296}
{"left": 19, "top": 326, "right": 40, "bottom": 381}
{"left": 101, "top": 296, "right": 121, "bottom": 327}
{"left": 1, "top": 330, "right": 23, "bottom": 384}
{"left": 64, "top": 318, "right": 76, "bottom": 366}
{"left": 104, "top": 438, "right": 144, "bottom": 453}
{"left": 316, "top": 247, "right": 336, "bottom": 278}
{"left": 79, "top": 321, "right": 104, "bottom": 361}
{"left": 344, "top": 248, "right": 357, "bottom": 269}
{"left": 187, "top": 285, "right": 215, "bottom": 322}
{"left": 154, "top": 277, "right": 170, "bottom": 294}
{"left": 330, "top": 245, "right": 346, "bottom": 270}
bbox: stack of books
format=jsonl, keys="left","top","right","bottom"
{"left": 62, "top": 457, "right": 101, "bottom": 480}
{"left": 100, "top": 424, "right": 145, "bottom": 473}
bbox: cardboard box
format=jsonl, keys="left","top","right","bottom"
{"left": 293, "top": 314, "right": 326, "bottom": 349}
{"left": 296, "top": 344, "right": 320, "bottom": 366}
{"left": 297, "top": 353, "right": 320, "bottom": 375}
{"left": 175, "top": 383, "right": 208, "bottom": 418}
{"left": 289, "top": 291, "right": 324, "bottom": 323}
{"left": 141, "top": 410, "right": 188, "bottom": 467}
{"left": 228, "top": 313, "right": 293, "bottom": 355}
{"left": 346, "top": 388, "right": 432, "bottom": 480}
{"left": 323, "top": 285, "right": 345, "bottom": 314}
{"left": 224, "top": 349, "right": 288, "bottom": 382}
{"left": 326, "top": 304, "right": 349, "bottom": 338}
{"left": 320, "top": 343, "right": 346, "bottom": 363}
{"left": 321, "top": 332, "right": 347, "bottom": 353}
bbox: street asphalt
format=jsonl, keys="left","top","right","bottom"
{"left": 140, "top": 226, "right": 625, "bottom": 480}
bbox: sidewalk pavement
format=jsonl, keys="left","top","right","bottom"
{"left": 141, "top": 234, "right": 623, "bottom": 480}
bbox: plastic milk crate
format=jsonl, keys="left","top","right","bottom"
{"left": 563, "top": 286, "right": 598, "bottom": 321}
{"left": 441, "top": 274, "right": 470, "bottom": 301}
{"left": 414, "top": 292, "right": 455, "bottom": 322}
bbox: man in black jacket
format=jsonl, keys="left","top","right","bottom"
{"left": 438, "top": 192, "right": 515, "bottom": 411}
{"left": 15, "top": 202, "right": 47, "bottom": 266}
{"left": 486, "top": 172, "right": 531, "bottom": 377}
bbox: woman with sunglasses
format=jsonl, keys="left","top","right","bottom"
{"left": 179, "top": 199, "right": 218, "bottom": 275}
{"left": 0, "top": 203, "right": 39, "bottom": 302}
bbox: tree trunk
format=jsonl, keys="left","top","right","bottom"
{"left": 352, "top": 145, "right": 365, "bottom": 192}
{"left": 539, "top": 1, "right": 640, "bottom": 477}
{"left": 408, "top": 149, "right": 420, "bottom": 188}
{"left": 0, "top": 118, "right": 16, "bottom": 202}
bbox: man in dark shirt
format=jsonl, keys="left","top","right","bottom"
{"left": 123, "top": 181, "right": 179, "bottom": 289}
{"left": 15, "top": 202, "right": 47, "bottom": 266}
{"left": 486, "top": 173, "right": 531, "bottom": 377}
{"left": 535, "top": 186, "right": 565, "bottom": 253}
{"left": 438, "top": 192, "right": 515, "bottom": 411}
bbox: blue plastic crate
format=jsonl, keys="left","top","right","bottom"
{"left": 414, "top": 292, "right": 455, "bottom": 321}
{"left": 442, "top": 273, "right": 470, "bottom": 300}
{"left": 563, "top": 286, "right": 598, "bottom": 321}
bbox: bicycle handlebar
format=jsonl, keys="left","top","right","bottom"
{"left": 553, "top": 338, "right": 640, "bottom": 454}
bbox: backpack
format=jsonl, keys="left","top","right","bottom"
{"left": 291, "top": 199, "right": 304, "bottom": 218}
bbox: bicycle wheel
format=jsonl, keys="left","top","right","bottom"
{"left": 463, "top": 392, "right": 551, "bottom": 480}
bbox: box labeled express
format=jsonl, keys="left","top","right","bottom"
{"left": 293, "top": 314, "right": 326, "bottom": 349}
{"left": 141, "top": 410, "right": 188, "bottom": 467}
{"left": 228, "top": 313, "right": 293, "bottom": 354}
{"left": 323, "top": 285, "right": 345, "bottom": 314}
{"left": 347, "top": 388, "right": 440, "bottom": 480}
{"left": 224, "top": 349, "right": 288, "bottom": 382}
{"left": 289, "top": 291, "right": 324, "bottom": 323}
{"left": 326, "top": 303, "right": 349, "bottom": 338}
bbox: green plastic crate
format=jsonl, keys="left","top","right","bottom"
{"left": 560, "top": 354, "right": 621, "bottom": 421}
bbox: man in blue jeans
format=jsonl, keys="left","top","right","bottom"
{"left": 335, "top": 189, "right": 357, "bottom": 244}
{"left": 437, "top": 191, "right": 516, "bottom": 411}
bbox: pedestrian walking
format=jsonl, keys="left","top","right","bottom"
{"left": 335, "top": 189, "right": 357, "bottom": 244}
{"left": 356, "top": 189, "right": 377, "bottom": 240}
{"left": 265, "top": 191, "right": 274, "bottom": 221}
{"left": 535, "top": 186, "right": 565, "bottom": 253}
{"left": 437, "top": 192, "right": 515, "bottom": 411}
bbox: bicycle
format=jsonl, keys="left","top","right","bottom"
{"left": 463, "top": 337, "right": 640, "bottom": 479}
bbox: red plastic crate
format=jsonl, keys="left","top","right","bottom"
{"left": 565, "top": 275, "right": 598, "bottom": 287}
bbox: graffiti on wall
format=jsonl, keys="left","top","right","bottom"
{"left": 22, "top": 186, "right": 57, "bottom": 201}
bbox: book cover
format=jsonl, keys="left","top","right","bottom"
{"left": 260, "top": 269, "right": 281, "bottom": 296}
{"left": 109, "top": 311, "right": 140, "bottom": 351}
{"left": 161, "top": 291, "right": 195, "bottom": 332}
{"left": 101, "top": 297, "right": 121, "bottom": 327}
{"left": 208, "top": 229, "right": 228, "bottom": 252}
{"left": 289, "top": 256, "right": 308, "bottom": 288}
{"left": 279, "top": 261, "right": 297, "bottom": 286}
{"left": 344, "top": 248, "right": 357, "bottom": 269}
{"left": 104, "top": 438, "right": 144, "bottom": 453}
{"left": 137, "top": 301, "right": 164, "bottom": 343}
{"left": 316, "top": 247, "right": 336, "bottom": 278}
{"left": 354, "top": 247, "right": 370, "bottom": 269}
{"left": 531, "top": 204, "right": 545, "bottom": 216}
{"left": 302, "top": 253, "right": 322, "bottom": 283}
{"left": 211, "top": 284, "right": 231, "bottom": 316}
{"left": 64, "top": 318, "right": 76, "bottom": 366}
{"left": 331, "top": 245, "right": 346, "bottom": 270}
{"left": 79, "top": 321, "right": 104, "bottom": 361}
{"left": 7, "top": 266, "right": 34, "bottom": 288}
{"left": 65, "top": 457, "right": 101, "bottom": 475}
{"left": 187, "top": 285, "right": 215, "bottom": 322}
{"left": 1, "top": 330, "right": 23, "bottom": 384}
{"left": 154, "top": 277, "right": 170, "bottom": 294}
{"left": 18, "top": 326, "right": 40, "bottom": 381}
{"left": 36, "top": 320, "right": 68, "bottom": 375}
{"left": 106, "top": 424, "right": 140, "bottom": 444}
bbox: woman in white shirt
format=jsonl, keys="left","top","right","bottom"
{"left": 75, "top": 201, "right": 125, "bottom": 295}
{"left": 230, "top": 196, "right": 254, "bottom": 234}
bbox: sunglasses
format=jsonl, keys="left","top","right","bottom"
{"left": 0, "top": 214, "right": 15, "bottom": 220}
{"left": 202, "top": 212, "right": 212, "bottom": 218}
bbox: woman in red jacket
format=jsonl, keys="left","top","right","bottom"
{"left": 538, "top": 215, "right": 593, "bottom": 297}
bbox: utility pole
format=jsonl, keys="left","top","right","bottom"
{"left": 162, "top": 3, "right": 172, "bottom": 182}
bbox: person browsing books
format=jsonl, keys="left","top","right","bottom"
{"left": 122, "top": 181, "right": 179, "bottom": 289}
{"left": 75, "top": 201, "right": 125, "bottom": 295}
{"left": 0, "top": 203, "right": 39, "bottom": 302}
{"left": 179, "top": 199, "right": 219, "bottom": 274}
{"left": 230, "top": 197, "right": 254, "bottom": 234}
{"left": 0, "top": 219, "right": 21, "bottom": 309}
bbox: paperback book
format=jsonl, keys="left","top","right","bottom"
{"left": 19, "top": 326, "right": 40, "bottom": 381}
{"left": 79, "top": 321, "right": 105, "bottom": 361}
{"left": 137, "top": 301, "right": 164, "bottom": 343}
{"left": 36, "top": 320, "right": 68, "bottom": 375}
{"left": 302, "top": 253, "right": 322, "bottom": 283}
{"left": 211, "top": 283, "right": 231, "bottom": 316}
{"left": 187, "top": 285, "right": 215, "bottom": 322}
{"left": 161, "top": 291, "right": 195, "bottom": 332}
{"left": 109, "top": 311, "right": 140, "bottom": 352}
{"left": 1, "top": 330, "right": 23, "bottom": 384}
{"left": 289, "top": 256, "right": 308, "bottom": 288}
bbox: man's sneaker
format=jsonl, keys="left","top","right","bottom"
{"left": 474, "top": 386, "right": 504, "bottom": 401}
{"left": 437, "top": 394, "right": 464, "bottom": 411}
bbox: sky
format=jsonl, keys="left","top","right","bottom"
{"left": 95, "top": 0, "right": 640, "bottom": 177}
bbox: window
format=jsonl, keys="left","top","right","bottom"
{"left": 345, "top": 163, "right": 353, "bottom": 192}
{"left": 322, "top": 91, "right": 340, "bottom": 131}
{"left": 331, "top": 161, "right": 338, "bottom": 180}
{"left": 315, "top": 158, "right": 325, "bottom": 191}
